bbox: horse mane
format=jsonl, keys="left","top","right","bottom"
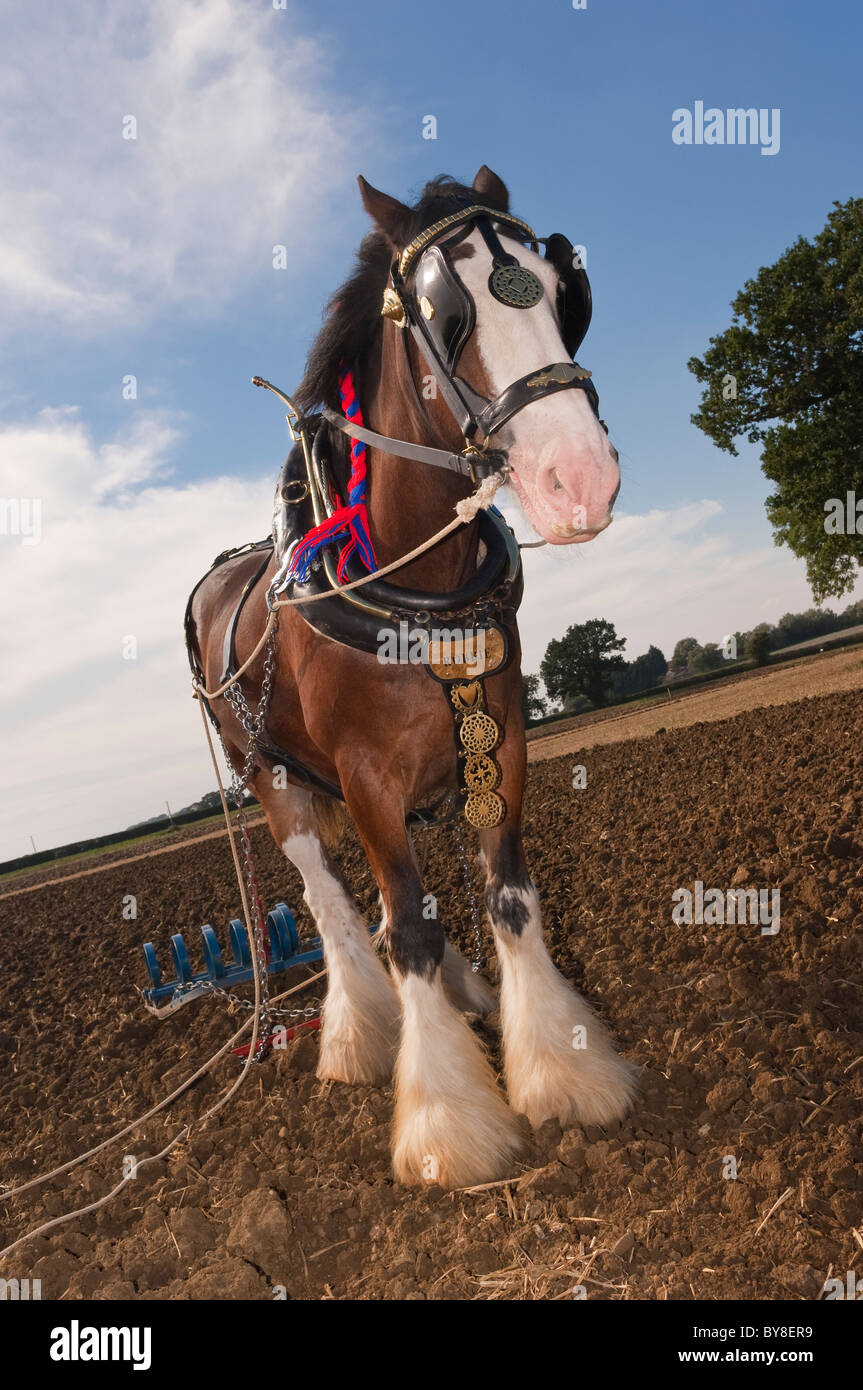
{"left": 294, "top": 176, "right": 481, "bottom": 414}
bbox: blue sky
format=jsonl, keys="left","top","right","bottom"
{"left": 1, "top": 0, "right": 861, "bottom": 857}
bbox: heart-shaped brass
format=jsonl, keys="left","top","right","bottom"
{"left": 451, "top": 681, "right": 481, "bottom": 712}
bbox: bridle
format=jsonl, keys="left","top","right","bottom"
{"left": 323, "top": 201, "right": 605, "bottom": 483}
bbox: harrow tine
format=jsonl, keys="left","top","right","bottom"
{"left": 228, "top": 918, "right": 251, "bottom": 968}
{"left": 169, "top": 934, "right": 194, "bottom": 984}
{"left": 200, "top": 924, "right": 226, "bottom": 979}
{"left": 140, "top": 905, "right": 377, "bottom": 1014}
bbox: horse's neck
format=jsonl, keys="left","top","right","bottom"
{"left": 362, "top": 335, "right": 479, "bottom": 591}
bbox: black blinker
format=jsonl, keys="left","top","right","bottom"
{"left": 543, "top": 232, "right": 592, "bottom": 358}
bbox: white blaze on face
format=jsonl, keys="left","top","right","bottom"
{"left": 453, "top": 227, "right": 620, "bottom": 545}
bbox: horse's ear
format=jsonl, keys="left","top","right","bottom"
{"left": 357, "top": 176, "right": 413, "bottom": 246}
{"left": 472, "top": 165, "right": 509, "bottom": 211}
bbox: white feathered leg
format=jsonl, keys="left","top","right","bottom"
{"left": 489, "top": 881, "right": 635, "bottom": 1128}
{"left": 283, "top": 831, "right": 400, "bottom": 1084}
{"left": 391, "top": 969, "right": 523, "bottom": 1188}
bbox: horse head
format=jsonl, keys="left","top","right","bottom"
{"left": 356, "top": 166, "right": 620, "bottom": 546}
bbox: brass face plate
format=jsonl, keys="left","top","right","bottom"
{"left": 426, "top": 624, "right": 507, "bottom": 682}
{"left": 464, "top": 753, "right": 501, "bottom": 792}
{"left": 459, "top": 710, "right": 500, "bottom": 754}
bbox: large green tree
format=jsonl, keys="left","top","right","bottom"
{"left": 688, "top": 197, "right": 863, "bottom": 603}
{"left": 688, "top": 641, "right": 724, "bottom": 674}
{"left": 541, "top": 619, "right": 626, "bottom": 709}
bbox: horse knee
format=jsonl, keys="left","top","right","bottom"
{"left": 385, "top": 885, "right": 445, "bottom": 979}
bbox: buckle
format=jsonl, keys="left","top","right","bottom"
{"left": 461, "top": 446, "right": 485, "bottom": 486}
{"left": 281, "top": 479, "right": 310, "bottom": 504}
{"left": 461, "top": 446, "right": 509, "bottom": 485}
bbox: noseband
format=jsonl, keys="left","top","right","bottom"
{"left": 324, "top": 202, "right": 605, "bottom": 483}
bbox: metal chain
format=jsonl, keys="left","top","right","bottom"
{"left": 222, "top": 621, "right": 280, "bottom": 794}
{"left": 166, "top": 977, "right": 320, "bottom": 1020}
{"left": 453, "top": 819, "right": 484, "bottom": 972}
{"left": 214, "top": 620, "right": 288, "bottom": 1057}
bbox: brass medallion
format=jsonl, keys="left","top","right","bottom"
{"left": 465, "top": 790, "right": 505, "bottom": 828}
{"left": 459, "top": 710, "right": 499, "bottom": 754}
{"left": 464, "top": 753, "right": 501, "bottom": 792}
{"left": 525, "top": 363, "right": 592, "bottom": 389}
{"left": 450, "top": 680, "right": 482, "bottom": 713}
{"left": 489, "top": 264, "right": 544, "bottom": 309}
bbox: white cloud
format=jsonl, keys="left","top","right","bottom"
{"left": 0, "top": 407, "right": 274, "bottom": 859}
{"left": 0, "top": 0, "right": 368, "bottom": 332}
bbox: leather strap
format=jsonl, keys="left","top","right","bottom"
{"left": 321, "top": 405, "right": 506, "bottom": 480}
{"left": 476, "top": 362, "right": 601, "bottom": 438}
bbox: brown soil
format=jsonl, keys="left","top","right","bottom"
{"left": 1, "top": 688, "right": 861, "bottom": 1301}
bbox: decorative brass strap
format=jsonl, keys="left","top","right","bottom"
{"left": 448, "top": 677, "right": 506, "bottom": 828}
{"left": 397, "top": 205, "right": 538, "bottom": 278}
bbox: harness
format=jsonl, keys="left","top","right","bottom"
{"left": 186, "top": 198, "right": 601, "bottom": 829}
{"left": 323, "top": 201, "right": 603, "bottom": 480}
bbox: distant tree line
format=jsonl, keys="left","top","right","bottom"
{"left": 1, "top": 791, "right": 253, "bottom": 877}
{"left": 521, "top": 595, "right": 863, "bottom": 724}
{"left": 670, "top": 597, "right": 863, "bottom": 677}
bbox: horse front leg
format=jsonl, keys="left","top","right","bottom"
{"left": 253, "top": 775, "right": 400, "bottom": 1085}
{"left": 479, "top": 736, "right": 636, "bottom": 1129}
{"left": 343, "top": 771, "right": 523, "bottom": 1188}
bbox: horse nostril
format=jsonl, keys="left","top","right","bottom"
{"left": 609, "top": 479, "right": 620, "bottom": 509}
{"left": 552, "top": 470, "right": 564, "bottom": 492}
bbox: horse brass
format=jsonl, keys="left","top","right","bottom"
{"left": 459, "top": 710, "right": 500, "bottom": 754}
{"left": 427, "top": 625, "right": 506, "bottom": 680}
{"left": 465, "top": 790, "right": 505, "bottom": 828}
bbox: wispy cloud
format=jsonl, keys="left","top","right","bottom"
{"left": 0, "top": 0, "right": 368, "bottom": 333}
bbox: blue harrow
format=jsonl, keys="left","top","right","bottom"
{"left": 140, "top": 902, "right": 326, "bottom": 1017}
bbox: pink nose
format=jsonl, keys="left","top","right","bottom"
{"left": 536, "top": 456, "right": 619, "bottom": 534}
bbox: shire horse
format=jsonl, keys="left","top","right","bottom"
{"left": 187, "top": 167, "right": 635, "bottom": 1187}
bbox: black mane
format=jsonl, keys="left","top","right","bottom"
{"left": 294, "top": 176, "right": 482, "bottom": 413}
